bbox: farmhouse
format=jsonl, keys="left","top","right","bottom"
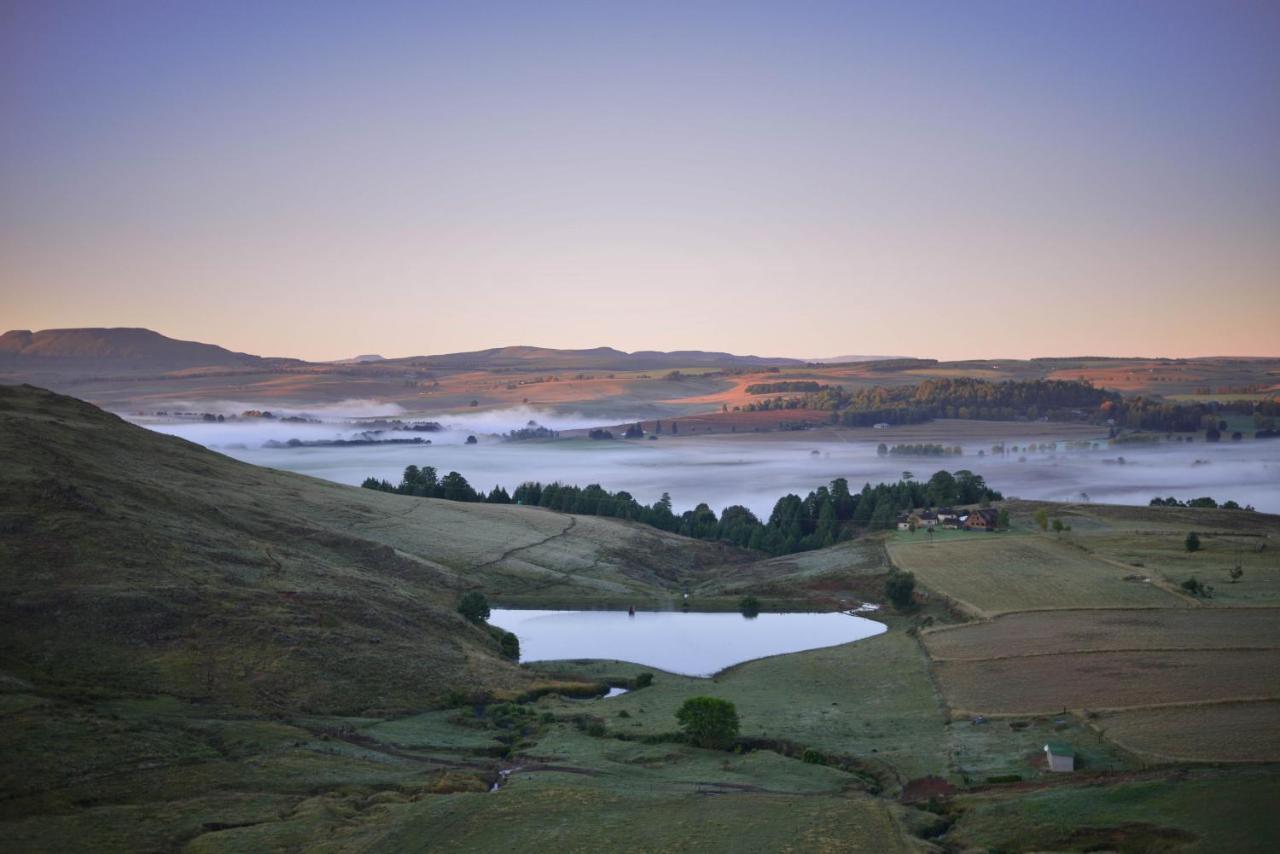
{"left": 964, "top": 508, "right": 1000, "bottom": 530}
{"left": 897, "top": 511, "right": 939, "bottom": 531}
{"left": 873, "top": 422, "right": 890, "bottom": 429}
{"left": 1043, "top": 742, "right": 1075, "bottom": 772}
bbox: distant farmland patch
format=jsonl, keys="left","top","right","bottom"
{"left": 887, "top": 535, "right": 1186, "bottom": 616}
{"left": 933, "top": 649, "right": 1280, "bottom": 715}
{"left": 923, "top": 608, "right": 1280, "bottom": 660}
{"left": 1099, "top": 700, "right": 1280, "bottom": 762}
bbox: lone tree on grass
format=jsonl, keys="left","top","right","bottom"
{"left": 458, "top": 591, "right": 490, "bottom": 624}
{"left": 676, "top": 697, "right": 739, "bottom": 749}
{"left": 738, "top": 595, "right": 760, "bottom": 618}
{"left": 1034, "top": 508, "right": 1049, "bottom": 531}
{"left": 1185, "top": 531, "right": 1201, "bottom": 553}
{"left": 885, "top": 569, "right": 917, "bottom": 611}
{"left": 499, "top": 631, "right": 520, "bottom": 660}
{"left": 1052, "top": 518, "right": 1065, "bottom": 535}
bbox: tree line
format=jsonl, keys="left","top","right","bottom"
{"left": 736, "top": 376, "right": 1279, "bottom": 435}
{"left": 362, "top": 465, "right": 1001, "bottom": 556}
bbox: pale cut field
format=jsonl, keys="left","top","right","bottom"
{"left": 934, "top": 649, "right": 1280, "bottom": 715}
{"left": 923, "top": 608, "right": 1280, "bottom": 660}
{"left": 887, "top": 534, "right": 1187, "bottom": 616}
{"left": 1076, "top": 529, "right": 1280, "bottom": 607}
{"left": 1099, "top": 700, "right": 1280, "bottom": 763}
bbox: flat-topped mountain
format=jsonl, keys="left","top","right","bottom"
{"left": 0, "top": 327, "right": 280, "bottom": 370}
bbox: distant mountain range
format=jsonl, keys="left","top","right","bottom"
{"left": 385, "top": 345, "right": 805, "bottom": 371}
{"left": 807, "top": 354, "right": 908, "bottom": 364}
{"left": 0, "top": 328, "right": 804, "bottom": 374}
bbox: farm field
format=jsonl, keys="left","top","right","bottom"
{"left": 532, "top": 624, "right": 952, "bottom": 787}
{"left": 923, "top": 608, "right": 1280, "bottom": 660}
{"left": 932, "top": 648, "right": 1280, "bottom": 715}
{"left": 1098, "top": 700, "right": 1280, "bottom": 763}
{"left": 1074, "top": 530, "right": 1280, "bottom": 607}
{"left": 886, "top": 533, "right": 1188, "bottom": 616}
{"left": 948, "top": 767, "right": 1280, "bottom": 853}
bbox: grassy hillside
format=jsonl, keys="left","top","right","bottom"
{"left": 0, "top": 384, "right": 739, "bottom": 713}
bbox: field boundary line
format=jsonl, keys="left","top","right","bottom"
{"left": 927, "top": 645, "right": 1280, "bottom": 663}
{"left": 947, "top": 695, "right": 1280, "bottom": 719}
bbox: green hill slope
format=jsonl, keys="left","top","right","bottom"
{"left": 0, "top": 385, "right": 740, "bottom": 715}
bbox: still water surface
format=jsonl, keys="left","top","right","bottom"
{"left": 487, "top": 609, "right": 886, "bottom": 677}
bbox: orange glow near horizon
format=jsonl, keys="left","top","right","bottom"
{"left": 2, "top": 3, "right": 1278, "bottom": 361}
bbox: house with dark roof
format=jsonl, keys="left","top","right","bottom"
{"left": 964, "top": 508, "right": 1000, "bottom": 530}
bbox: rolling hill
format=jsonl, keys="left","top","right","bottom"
{"left": 0, "top": 384, "right": 742, "bottom": 715}
{"left": 0, "top": 327, "right": 288, "bottom": 371}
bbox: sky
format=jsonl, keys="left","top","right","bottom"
{"left": 2, "top": 0, "right": 1278, "bottom": 361}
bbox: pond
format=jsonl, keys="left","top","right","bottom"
{"left": 487, "top": 609, "right": 887, "bottom": 677}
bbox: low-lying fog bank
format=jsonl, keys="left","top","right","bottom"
{"left": 134, "top": 412, "right": 1280, "bottom": 515}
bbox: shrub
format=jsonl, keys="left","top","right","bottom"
{"left": 885, "top": 570, "right": 916, "bottom": 611}
{"left": 801, "top": 748, "right": 825, "bottom": 765}
{"left": 499, "top": 631, "right": 520, "bottom": 660}
{"left": 632, "top": 672, "right": 654, "bottom": 690}
{"left": 1185, "top": 531, "right": 1201, "bottom": 552}
{"left": 675, "top": 697, "right": 740, "bottom": 749}
{"left": 458, "top": 591, "right": 490, "bottom": 623}
{"left": 738, "top": 595, "right": 760, "bottom": 617}
{"left": 1181, "top": 576, "right": 1213, "bottom": 598}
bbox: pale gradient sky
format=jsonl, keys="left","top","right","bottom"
{"left": 2, "top": 1, "right": 1278, "bottom": 361}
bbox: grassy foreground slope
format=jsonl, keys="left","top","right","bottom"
{"left": 0, "top": 384, "right": 738, "bottom": 713}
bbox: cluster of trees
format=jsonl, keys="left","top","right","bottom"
{"left": 1150, "top": 496, "right": 1254, "bottom": 511}
{"left": 740, "top": 395, "right": 811, "bottom": 412}
{"left": 1103, "top": 397, "right": 1279, "bottom": 434}
{"left": 587, "top": 429, "right": 614, "bottom": 440}
{"left": 826, "top": 378, "right": 1115, "bottom": 423}
{"left": 505, "top": 421, "right": 559, "bottom": 440}
{"left": 509, "top": 470, "right": 1000, "bottom": 554}
{"left": 877, "top": 443, "right": 962, "bottom": 457}
{"left": 362, "top": 465, "right": 510, "bottom": 503}
{"left": 363, "top": 466, "right": 1001, "bottom": 556}
{"left": 735, "top": 375, "right": 1280, "bottom": 436}
{"left": 744, "top": 381, "right": 822, "bottom": 395}
{"left": 740, "top": 378, "right": 1119, "bottom": 426}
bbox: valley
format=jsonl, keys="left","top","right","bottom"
{"left": 2, "top": 384, "right": 1278, "bottom": 851}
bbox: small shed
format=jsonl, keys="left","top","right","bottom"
{"left": 1043, "top": 741, "right": 1075, "bottom": 772}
